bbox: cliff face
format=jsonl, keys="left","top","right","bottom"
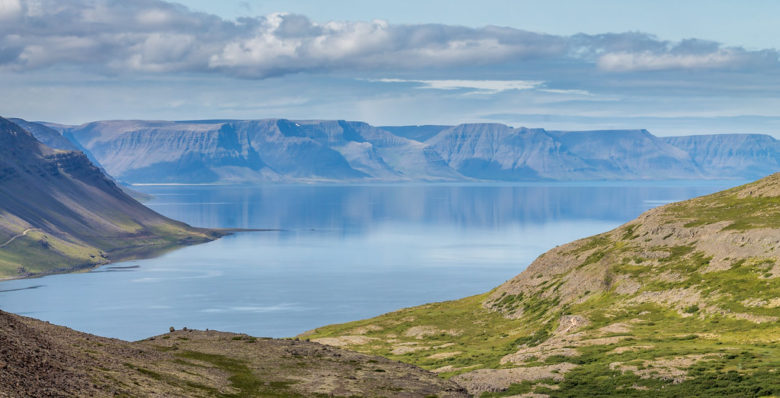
{"left": 547, "top": 129, "right": 701, "bottom": 179}
{"left": 39, "top": 118, "right": 780, "bottom": 183}
{"left": 0, "top": 117, "right": 220, "bottom": 278}
{"left": 426, "top": 124, "right": 562, "bottom": 180}
{"left": 306, "top": 174, "right": 780, "bottom": 396}
{"left": 56, "top": 119, "right": 419, "bottom": 183}
{"left": 664, "top": 134, "right": 780, "bottom": 178}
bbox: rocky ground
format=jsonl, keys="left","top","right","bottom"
{"left": 0, "top": 310, "right": 468, "bottom": 397}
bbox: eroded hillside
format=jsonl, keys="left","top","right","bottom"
{"left": 305, "top": 174, "right": 780, "bottom": 397}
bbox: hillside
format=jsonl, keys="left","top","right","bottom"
{"left": 0, "top": 117, "right": 221, "bottom": 279}
{"left": 304, "top": 174, "right": 780, "bottom": 397}
{"left": 0, "top": 310, "right": 467, "bottom": 397}
{"left": 33, "top": 118, "right": 779, "bottom": 183}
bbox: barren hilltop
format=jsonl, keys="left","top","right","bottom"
{"left": 0, "top": 310, "right": 466, "bottom": 397}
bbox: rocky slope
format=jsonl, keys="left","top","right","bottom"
{"left": 0, "top": 310, "right": 467, "bottom": 398}
{"left": 305, "top": 174, "right": 780, "bottom": 397}
{"left": 0, "top": 117, "right": 221, "bottom": 279}
{"left": 35, "top": 118, "right": 779, "bottom": 183}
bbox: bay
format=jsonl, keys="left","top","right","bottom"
{"left": 0, "top": 181, "right": 741, "bottom": 340}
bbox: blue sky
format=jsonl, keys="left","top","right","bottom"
{"left": 2, "top": 0, "right": 780, "bottom": 136}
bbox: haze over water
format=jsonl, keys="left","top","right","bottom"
{"left": 0, "top": 182, "right": 740, "bottom": 340}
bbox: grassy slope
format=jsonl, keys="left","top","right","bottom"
{"left": 304, "top": 174, "right": 780, "bottom": 397}
{"left": 0, "top": 117, "right": 221, "bottom": 279}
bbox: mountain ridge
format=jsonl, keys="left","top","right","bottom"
{"left": 21, "top": 118, "right": 778, "bottom": 184}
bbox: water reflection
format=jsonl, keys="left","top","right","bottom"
{"left": 0, "top": 182, "right": 741, "bottom": 340}
{"left": 143, "top": 182, "right": 735, "bottom": 231}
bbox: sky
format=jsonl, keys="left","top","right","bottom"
{"left": 2, "top": 0, "right": 780, "bottom": 136}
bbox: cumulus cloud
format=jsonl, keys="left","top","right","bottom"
{"left": 0, "top": 0, "right": 777, "bottom": 78}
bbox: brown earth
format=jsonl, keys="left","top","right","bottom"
{"left": 0, "top": 310, "right": 468, "bottom": 397}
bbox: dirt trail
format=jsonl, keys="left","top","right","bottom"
{"left": 0, "top": 228, "right": 39, "bottom": 248}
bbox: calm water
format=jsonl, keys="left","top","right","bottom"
{"left": 0, "top": 182, "right": 741, "bottom": 340}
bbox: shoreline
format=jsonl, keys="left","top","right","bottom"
{"left": 0, "top": 228, "right": 280, "bottom": 282}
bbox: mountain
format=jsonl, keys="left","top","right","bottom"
{"left": 0, "top": 310, "right": 467, "bottom": 397}
{"left": 0, "top": 117, "right": 221, "bottom": 279}
{"left": 664, "top": 134, "right": 780, "bottom": 179}
{"left": 8, "top": 118, "right": 80, "bottom": 152}
{"left": 47, "top": 119, "right": 458, "bottom": 183}
{"left": 425, "top": 126, "right": 701, "bottom": 180}
{"left": 426, "top": 124, "right": 564, "bottom": 180}
{"left": 305, "top": 174, "right": 780, "bottom": 397}
{"left": 546, "top": 129, "right": 701, "bottom": 179}
{"left": 40, "top": 118, "right": 778, "bottom": 184}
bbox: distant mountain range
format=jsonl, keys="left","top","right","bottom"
{"left": 0, "top": 117, "right": 221, "bottom": 278}
{"left": 13, "top": 118, "right": 779, "bottom": 183}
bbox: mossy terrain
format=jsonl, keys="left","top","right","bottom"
{"left": 303, "top": 293, "right": 539, "bottom": 377}
{"left": 665, "top": 183, "right": 780, "bottom": 231}
{"left": 305, "top": 174, "right": 780, "bottom": 397}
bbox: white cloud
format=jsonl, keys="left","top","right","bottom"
{"left": 136, "top": 8, "right": 172, "bottom": 26}
{"left": 0, "top": 0, "right": 776, "bottom": 79}
{"left": 0, "top": 0, "right": 22, "bottom": 20}
{"left": 597, "top": 50, "right": 740, "bottom": 72}
{"left": 538, "top": 88, "right": 592, "bottom": 96}
{"left": 374, "top": 79, "right": 597, "bottom": 97}
{"left": 376, "top": 79, "right": 544, "bottom": 94}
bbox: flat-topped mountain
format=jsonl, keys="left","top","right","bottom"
{"left": 428, "top": 126, "right": 701, "bottom": 180}
{"left": 306, "top": 174, "right": 780, "bottom": 396}
{"left": 0, "top": 309, "right": 467, "bottom": 397}
{"left": 664, "top": 134, "right": 780, "bottom": 179}
{"left": 45, "top": 119, "right": 458, "bottom": 183}
{"left": 27, "top": 118, "right": 778, "bottom": 183}
{"left": 0, "top": 117, "right": 221, "bottom": 279}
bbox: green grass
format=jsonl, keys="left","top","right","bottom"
{"left": 305, "top": 292, "right": 554, "bottom": 376}
{"left": 307, "top": 216, "right": 780, "bottom": 393}
{"left": 177, "top": 351, "right": 302, "bottom": 398}
{"left": 309, "top": 282, "right": 780, "bottom": 396}
{"left": 0, "top": 231, "right": 103, "bottom": 277}
{"left": 308, "top": 176, "right": 780, "bottom": 395}
{"left": 667, "top": 190, "right": 780, "bottom": 231}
